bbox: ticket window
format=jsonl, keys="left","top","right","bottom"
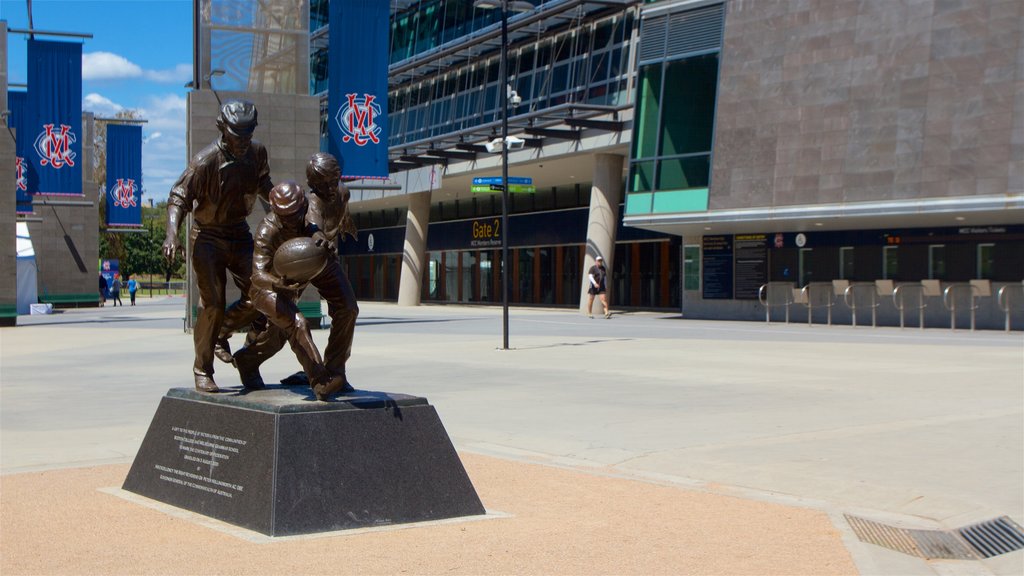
{"left": 799, "top": 248, "right": 813, "bottom": 287}
{"left": 977, "top": 243, "right": 994, "bottom": 279}
{"left": 883, "top": 246, "right": 898, "bottom": 280}
{"left": 840, "top": 246, "right": 854, "bottom": 280}
{"left": 928, "top": 244, "right": 946, "bottom": 280}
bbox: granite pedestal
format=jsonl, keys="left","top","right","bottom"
{"left": 122, "top": 387, "right": 485, "bottom": 536}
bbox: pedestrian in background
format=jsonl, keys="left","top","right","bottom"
{"left": 585, "top": 255, "right": 611, "bottom": 319}
{"left": 110, "top": 274, "right": 124, "bottom": 307}
{"left": 127, "top": 275, "right": 138, "bottom": 306}
{"left": 98, "top": 274, "right": 107, "bottom": 306}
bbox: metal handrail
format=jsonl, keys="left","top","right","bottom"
{"left": 996, "top": 283, "right": 1024, "bottom": 332}
{"left": 758, "top": 282, "right": 795, "bottom": 323}
{"left": 893, "top": 283, "right": 927, "bottom": 330}
{"left": 942, "top": 283, "right": 983, "bottom": 331}
{"left": 799, "top": 282, "right": 835, "bottom": 326}
{"left": 843, "top": 283, "right": 880, "bottom": 327}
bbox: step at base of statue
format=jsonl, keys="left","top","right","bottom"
{"left": 122, "top": 387, "right": 485, "bottom": 536}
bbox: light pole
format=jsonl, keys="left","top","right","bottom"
{"left": 476, "top": 0, "right": 531, "bottom": 350}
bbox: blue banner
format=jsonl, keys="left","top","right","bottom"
{"left": 7, "top": 91, "right": 33, "bottom": 214}
{"left": 105, "top": 124, "right": 143, "bottom": 227}
{"left": 328, "top": 0, "right": 389, "bottom": 180}
{"left": 26, "top": 39, "right": 83, "bottom": 196}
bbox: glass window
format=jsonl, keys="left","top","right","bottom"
{"left": 657, "top": 156, "right": 710, "bottom": 190}
{"left": 533, "top": 187, "right": 555, "bottom": 211}
{"left": 840, "top": 246, "right": 855, "bottom": 280}
{"left": 552, "top": 63, "right": 569, "bottom": 94}
{"left": 517, "top": 248, "right": 535, "bottom": 303}
{"left": 426, "top": 252, "right": 441, "bottom": 300}
{"left": 479, "top": 251, "right": 494, "bottom": 302}
{"left": 660, "top": 54, "right": 718, "bottom": 156}
{"left": 536, "top": 42, "right": 552, "bottom": 67}
{"left": 684, "top": 245, "right": 700, "bottom": 291}
{"left": 444, "top": 250, "right": 459, "bottom": 302}
{"left": 593, "top": 19, "right": 613, "bottom": 48}
{"left": 883, "top": 246, "right": 897, "bottom": 280}
{"left": 632, "top": 64, "right": 662, "bottom": 159}
{"left": 461, "top": 251, "right": 476, "bottom": 303}
{"left": 629, "top": 161, "right": 656, "bottom": 193}
{"left": 799, "top": 248, "right": 813, "bottom": 288}
{"left": 538, "top": 248, "right": 554, "bottom": 304}
{"left": 310, "top": 0, "right": 328, "bottom": 30}
{"left": 977, "top": 243, "right": 994, "bottom": 279}
{"left": 928, "top": 245, "right": 946, "bottom": 279}
{"left": 562, "top": 246, "right": 581, "bottom": 304}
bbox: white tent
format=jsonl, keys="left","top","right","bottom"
{"left": 16, "top": 222, "right": 38, "bottom": 315}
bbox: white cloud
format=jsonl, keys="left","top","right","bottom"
{"left": 83, "top": 92, "right": 125, "bottom": 115}
{"left": 82, "top": 52, "right": 142, "bottom": 80}
{"left": 137, "top": 93, "right": 188, "bottom": 201}
{"left": 144, "top": 64, "right": 193, "bottom": 84}
{"left": 83, "top": 51, "right": 191, "bottom": 84}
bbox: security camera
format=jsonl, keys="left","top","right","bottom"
{"left": 484, "top": 136, "right": 526, "bottom": 153}
{"left": 509, "top": 92, "right": 522, "bottom": 107}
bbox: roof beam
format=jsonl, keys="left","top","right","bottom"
{"left": 456, "top": 143, "right": 489, "bottom": 153}
{"left": 400, "top": 155, "right": 447, "bottom": 166}
{"left": 564, "top": 118, "right": 623, "bottom": 131}
{"left": 388, "top": 160, "right": 419, "bottom": 173}
{"left": 524, "top": 127, "right": 581, "bottom": 140}
{"left": 426, "top": 148, "right": 477, "bottom": 161}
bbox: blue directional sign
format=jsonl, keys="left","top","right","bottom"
{"left": 472, "top": 176, "right": 532, "bottom": 185}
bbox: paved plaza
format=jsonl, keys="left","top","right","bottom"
{"left": 1, "top": 296, "right": 1021, "bottom": 575}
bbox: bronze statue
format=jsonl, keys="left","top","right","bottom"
{"left": 305, "top": 152, "right": 359, "bottom": 398}
{"left": 234, "top": 152, "right": 359, "bottom": 400}
{"left": 162, "top": 100, "right": 273, "bottom": 393}
{"left": 232, "top": 181, "right": 343, "bottom": 395}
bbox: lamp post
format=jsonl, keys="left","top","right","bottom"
{"left": 476, "top": 0, "right": 531, "bottom": 350}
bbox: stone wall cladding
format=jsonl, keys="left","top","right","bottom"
{"left": 711, "top": 0, "right": 1023, "bottom": 210}
{"left": 0, "top": 22, "right": 15, "bottom": 311}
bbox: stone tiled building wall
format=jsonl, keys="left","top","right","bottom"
{"left": 0, "top": 22, "right": 15, "bottom": 322}
{"left": 711, "top": 0, "right": 1023, "bottom": 210}
{"left": 184, "top": 91, "right": 322, "bottom": 320}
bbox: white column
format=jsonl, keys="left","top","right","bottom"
{"left": 580, "top": 153, "right": 624, "bottom": 314}
{"left": 398, "top": 191, "right": 431, "bottom": 306}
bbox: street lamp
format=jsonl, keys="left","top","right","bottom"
{"left": 475, "top": 0, "right": 532, "bottom": 350}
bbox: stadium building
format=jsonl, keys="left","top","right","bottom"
{"left": 206, "top": 0, "right": 1024, "bottom": 329}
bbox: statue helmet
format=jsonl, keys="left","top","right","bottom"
{"left": 270, "top": 181, "right": 307, "bottom": 217}
{"left": 217, "top": 100, "right": 258, "bottom": 137}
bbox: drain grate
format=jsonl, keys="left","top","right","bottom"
{"left": 957, "top": 516, "right": 1024, "bottom": 559}
{"left": 846, "top": 514, "right": 1024, "bottom": 560}
{"left": 845, "top": 515, "right": 976, "bottom": 560}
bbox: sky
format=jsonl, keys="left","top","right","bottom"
{"left": 2, "top": 0, "right": 193, "bottom": 203}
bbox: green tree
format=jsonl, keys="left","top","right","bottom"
{"left": 109, "top": 203, "right": 186, "bottom": 279}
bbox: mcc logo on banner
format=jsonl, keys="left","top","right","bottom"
{"left": 328, "top": 0, "right": 389, "bottom": 180}
{"left": 6, "top": 91, "right": 33, "bottom": 214}
{"left": 105, "top": 124, "right": 143, "bottom": 227}
{"left": 25, "top": 39, "right": 83, "bottom": 196}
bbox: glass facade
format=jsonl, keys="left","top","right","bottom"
{"left": 199, "top": 0, "right": 310, "bottom": 94}
{"left": 386, "top": 11, "right": 633, "bottom": 149}
{"left": 307, "top": 2, "right": 634, "bottom": 147}
{"left": 627, "top": 51, "right": 718, "bottom": 214}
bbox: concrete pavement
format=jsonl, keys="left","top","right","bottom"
{"left": 1, "top": 296, "right": 1022, "bottom": 575}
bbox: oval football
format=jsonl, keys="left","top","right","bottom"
{"left": 273, "top": 237, "right": 328, "bottom": 283}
